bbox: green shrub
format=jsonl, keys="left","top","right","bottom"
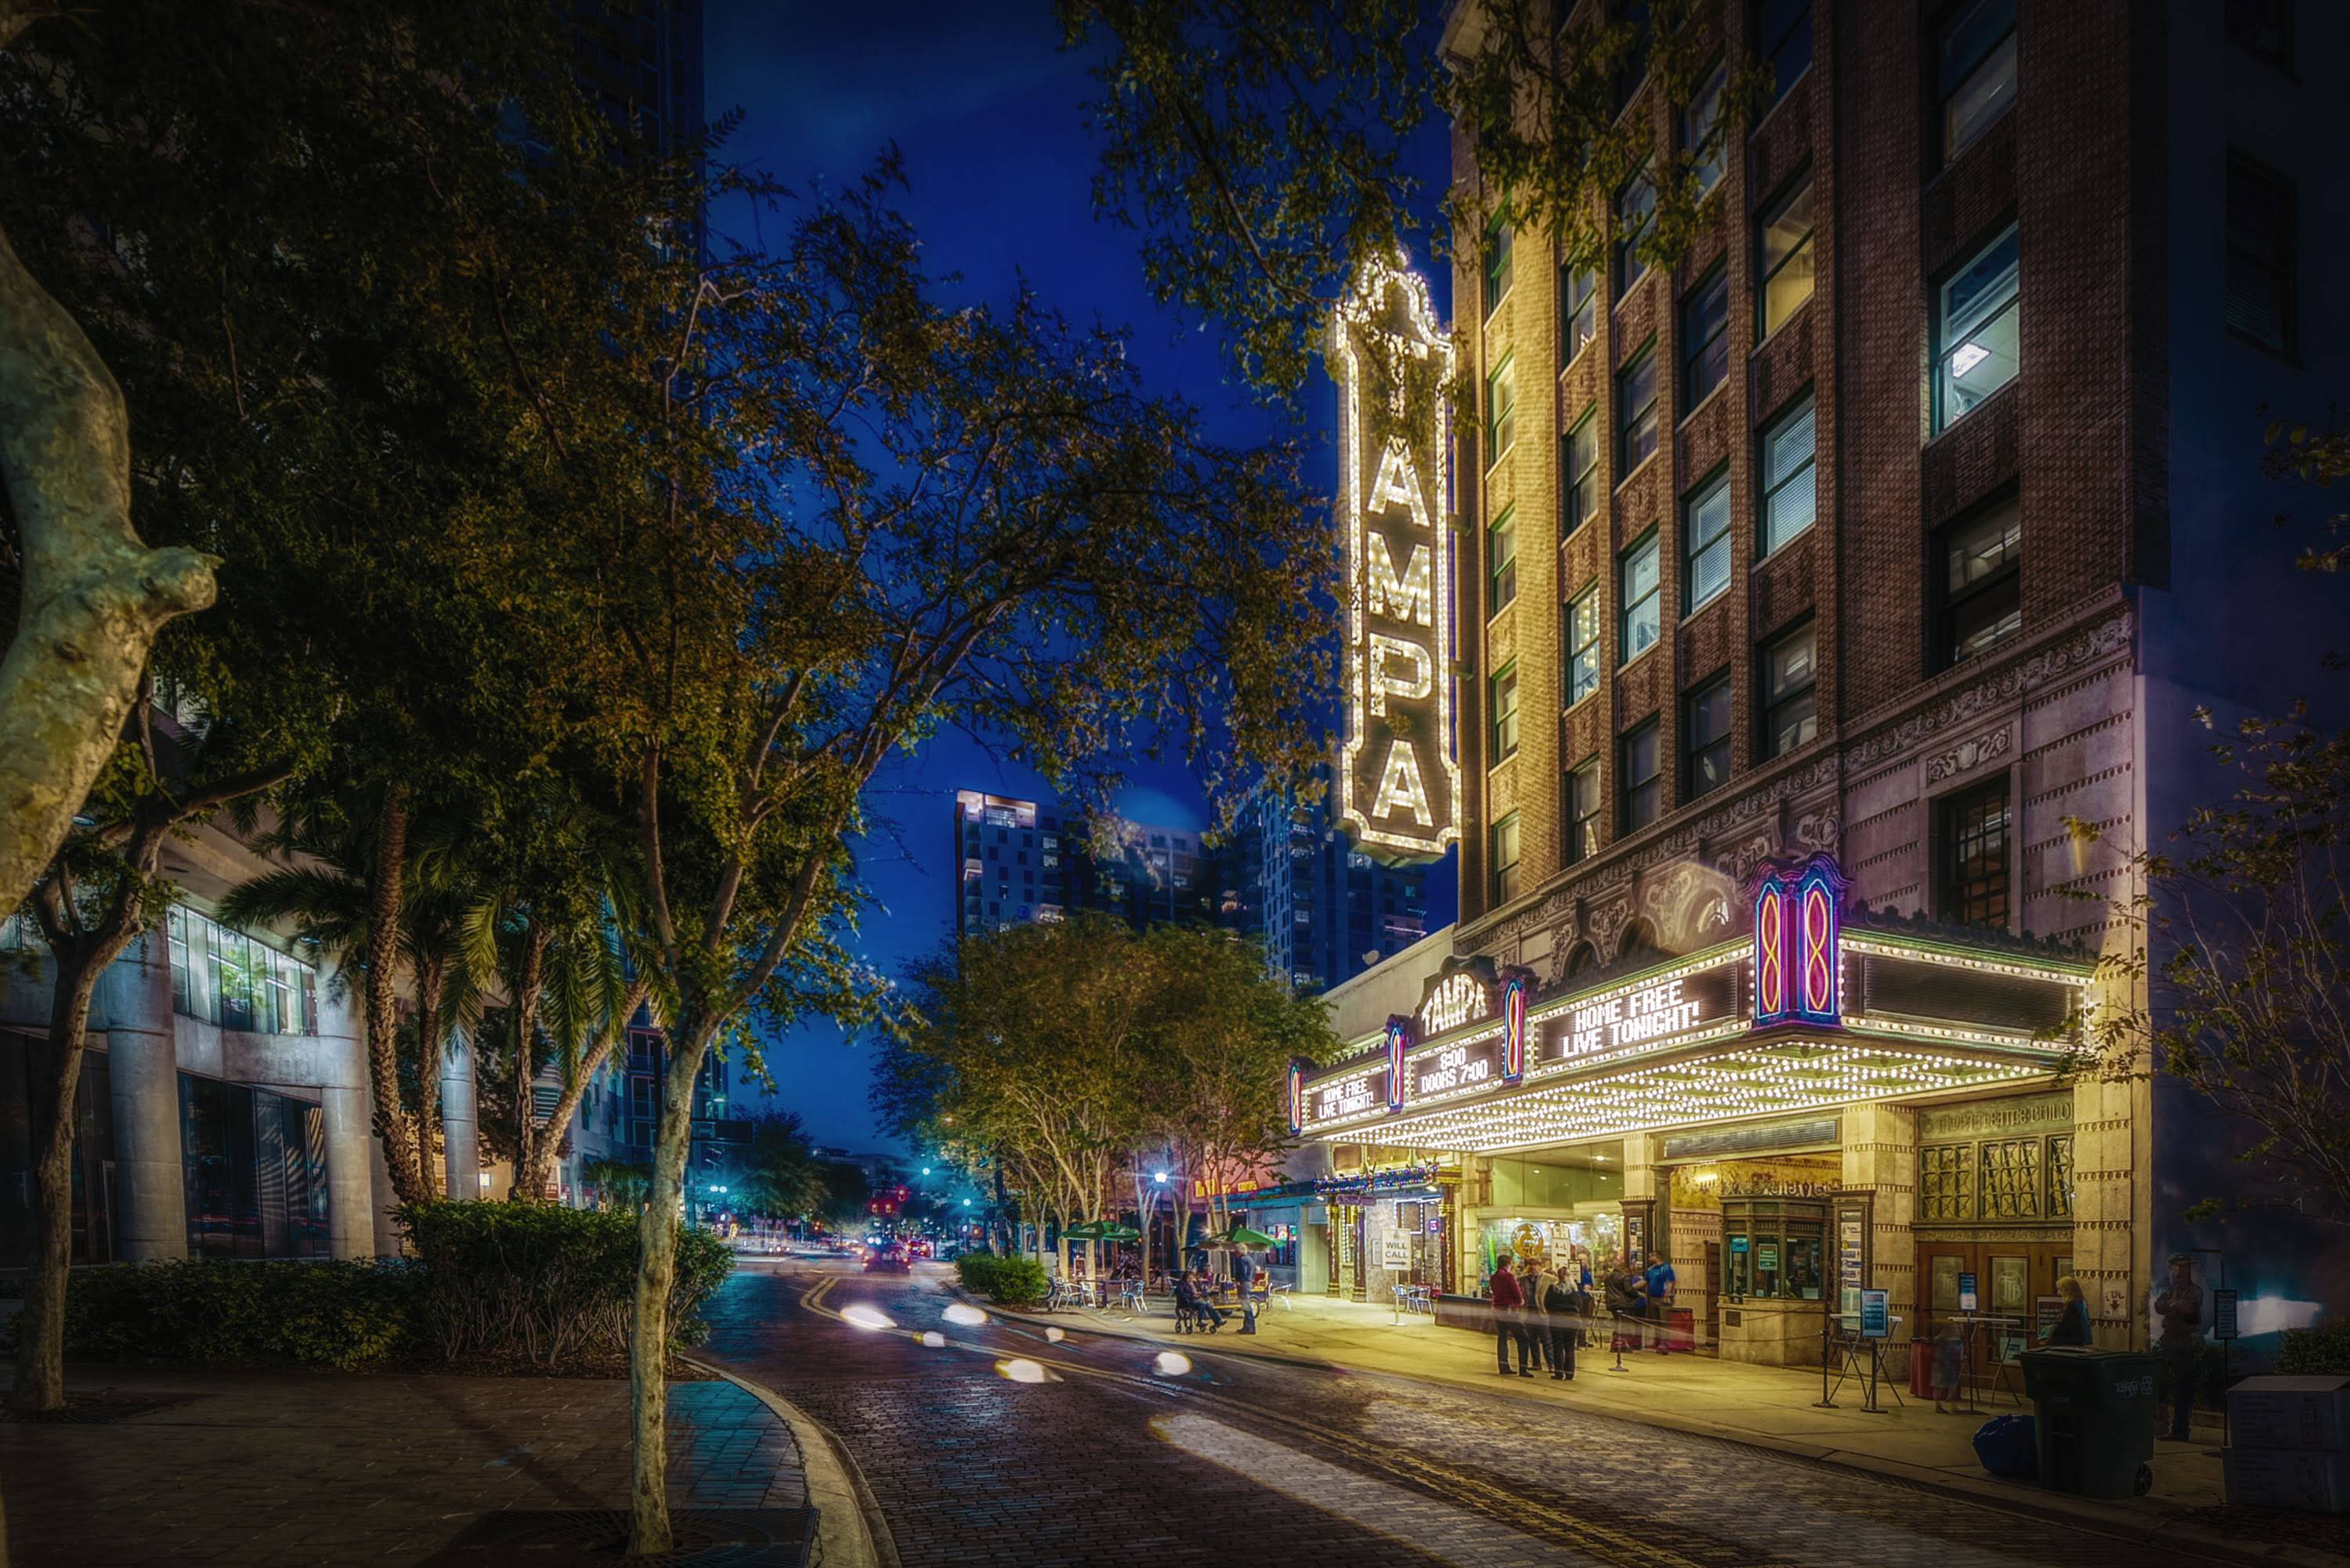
{"left": 955, "top": 1252, "right": 1046, "bottom": 1305}
{"left": 1, "top": 1259, "right": 421, "bottom": 1370}
{"left": 2278, "top": 1317, "right": 2350, "bottom": 1377}
{"left": 400, "top": 1199, "right": 733, "bottom": 1368}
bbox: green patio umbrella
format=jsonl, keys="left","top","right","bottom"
{"left": 1100, "top": 1223, "right": 1143, "bottom": 1241}
{"left": 1212, "top": 1224, "right": 1275, "bottom": 1248}
{"left": 1062, "top": 1219, "right": 1115, "bottom": 1241}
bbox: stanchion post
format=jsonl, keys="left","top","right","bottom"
{"left": 1814, "top": 1317, "right": 1837, "bottom": 1409}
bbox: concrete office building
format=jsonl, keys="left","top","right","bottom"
{"left": 1285, "top": 0, "right": 2348, "bottom": 1368}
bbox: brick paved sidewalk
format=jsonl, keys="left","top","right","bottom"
{"left": 0, "top": 1364, "right": 808, "bottom": 1568}
{"left": 982, "top": 1285, "right": 2347, "bottom": 1568}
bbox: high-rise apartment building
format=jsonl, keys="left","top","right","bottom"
{"left": 1228, "top": 771, "right": 1432, "bottom": 995}
{"left": 1288, "top": 0, "right": 2346, "bottom": 1349}
{"left": 952, "top": 790, "right": 1219, "bottom": 938}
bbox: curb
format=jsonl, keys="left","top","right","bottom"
{"left": 683, "top": 1355, "right": 899, "bottom": 1568}
{"left": 960, "top": 1293, "right": 2346, "bottom": 1568}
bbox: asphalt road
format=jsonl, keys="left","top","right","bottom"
{"left": 701, "top": 1260, "right": 2226, "bottom": 1568}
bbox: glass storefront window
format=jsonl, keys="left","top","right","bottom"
{"left": 166, "top": 905, "right": 317, "bottom": 1035}
{"left": 178, "top": 1071, "right": 329, "bottom": 1259}
{"left": 1478, "top": 1210, "right": 1623, "bottom": 1288}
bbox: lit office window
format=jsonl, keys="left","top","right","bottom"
{"left": 1620, "top": 530, "right": 1661, "bottom": 664}
{"left": 1759, "top": 393, "right": 1817, "bottom": 555}
{"left": 1936, "top": 224, "right": 2019, "bottom": 429}
{"left": 1759, "top": 174, "right": 1814, "bottom": 338}
{"left": 1684, "top": 469, "right": 1732, "bottom": 612}
{"left": 1567, "top": 587, "right": 1601, "bottom": 706}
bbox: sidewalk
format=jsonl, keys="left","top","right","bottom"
{"left": 985, "top": 1287, "right": 2346, "bottom": 1568}
{"left": 0, "top": 1364, "right": 813, "bottom": 1568}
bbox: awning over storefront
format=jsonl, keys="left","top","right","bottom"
{"left": 1285, "top": 854, "right": 2093, "bottom": 1157}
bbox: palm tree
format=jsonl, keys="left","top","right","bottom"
{"left": 217, "top": 789, "right": 480, "bottom": 1205}
{"left": 459, "top": 785, "right": 665, "bottom": 1202}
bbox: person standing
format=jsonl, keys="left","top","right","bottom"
{"left": 1644, "top": 1250, "right": 1678, "bottom": 1353}
{"left": 1233, "top": 1243, "right": 1260, "bottom": 1335}
{"left": 1520, "top": 1255, "right": 1555, "bottom": 1374}
{"left": 1606, "top": 1259, "right": 1647, "bottom": 1353}
{"left": 1543, "top": 1268, "right": 1582, "bottom": 1379}
{"left": 1489, "top": 1257, "right": 1529, "bottom": 1376}
{"left": 2156, "top": 1252, "right": 2204, "bottom": 1440}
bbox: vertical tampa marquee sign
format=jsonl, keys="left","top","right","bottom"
{"left": 1332, "top": 253, "right": 1460, "bottom": 862}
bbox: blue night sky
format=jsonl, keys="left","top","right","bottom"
{"left": 706, "top": 1, "right": 1453, "bottom": 1151}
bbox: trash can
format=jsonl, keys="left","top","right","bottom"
{"left": 2020, "top": 1347, "right": 2160, "bottom": 1498}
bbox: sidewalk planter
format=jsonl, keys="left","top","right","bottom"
{"left": 2019, "top": 1347, "right": 2160, "bottom": 1499}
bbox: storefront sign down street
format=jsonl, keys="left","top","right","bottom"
{"left": 1289, "top": 852, "right": 2095, "bottom": 1151}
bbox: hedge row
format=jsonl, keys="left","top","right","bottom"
{"left": 953, "top": 1252, "right": 1049, "bottom": 1305}
{"left": 3, "top": 1200, "right": 733, "bottom": 1373}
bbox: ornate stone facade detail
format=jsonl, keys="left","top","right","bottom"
{"left": 1585, "top": 899, "right": 1635, "bottom": 962}
{"left": 1719, "top": 830, "right": 1780, "bottom": 883}
{"left": 1794, "top": 804, "right": 1840, "bottom": 851}
{"left": 1845, "top": 611, "right": 2132, "bottom": 771}
{"left": 1925, "top": 724, "right": 2012, "bottom": 782}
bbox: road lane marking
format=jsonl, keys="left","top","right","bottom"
{"left": 1153, "top": 1411, "right": 1600, "bottom": 1568}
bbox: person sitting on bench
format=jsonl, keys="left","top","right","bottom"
{"left": 1173, "top": 1270, "right": 1225, "bottom": 1332}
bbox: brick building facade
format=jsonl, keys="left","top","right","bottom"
{"left": 1290, "top": 1, "right": 2345, "bottom": 1364}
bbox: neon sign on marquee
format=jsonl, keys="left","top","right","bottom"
{"left": 1332, "top": 253, "right": 1460, "bottom": 862}
{"left": 1754, "top": 853, "right": 1847, "bottom": 1028}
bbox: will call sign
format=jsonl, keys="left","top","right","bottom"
{"left": 1331, "top": 255, "right": 1459, "bottom": 862}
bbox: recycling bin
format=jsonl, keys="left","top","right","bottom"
{"left": 2020, "top": 1347, "right": 2161, "bottom": 1498}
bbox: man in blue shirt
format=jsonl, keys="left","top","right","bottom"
{"left": 1644, "top": 1250, "right": 1678, "bottom": 1353}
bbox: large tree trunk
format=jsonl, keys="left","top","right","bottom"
{"left": 506, "top": 928, "right": 548, "bottom": 1200}
{"left": 362, "top": 794, "right": 424, "bottom": 1202}
{"left": 9, "top": 925, "right": 130, "bottom": 1413}
{"left": 627, "top": 1013, "right": 712, "bottom": 1555}
{"left": 414, "top": 958, "right": 445, "bottom": 1201}
{"left": 0, "top": 204, "right": 217, "bottom": 912}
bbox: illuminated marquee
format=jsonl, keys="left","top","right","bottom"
{"left": 1541, "top": 952, "right": 1744, "bottom": 1068}
{"left": 1332, "top": 253, "right": 1460, "bottom": 862}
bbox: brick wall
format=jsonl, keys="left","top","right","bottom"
{"left": 1446, "top": 0, "right": 2161, "bottom": 968}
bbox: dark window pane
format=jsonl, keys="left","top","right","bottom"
{"left": 1616, "top": 166, "right": 1656, "bottom": 297}
{"left": 1622, "top": 721, "right": 1661, "bottom": 831}
{"left": 2226, "top": 156, "right": 2294, "bottom": 354}
{"left": 1763, "top": 623, "right": 1819, "bottom": 757}
{"left": 1620, "top": 345, "right": 1658, "bottom": 472}
{"left": 1683, "top": 269, "right": 1730, "bottom": 407}
{"left": 1687, "top": 677, "right": 1733, "bottom": 797}
{"left": 1757, "top": 0, "right": 1813, "bottom": 103}
{"left": 1940, "top": 779, "right": 2012, "bottom": 927}
{"left": 1938, "top": 0, "right": 2016, "bottom": 161}
{"left": 1566, "top": 416, "right": 1600, "bottom": 532}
